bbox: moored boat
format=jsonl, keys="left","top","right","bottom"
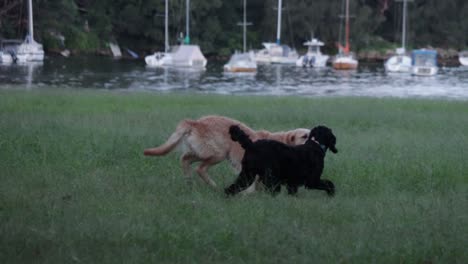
{"left": 411, "top": 49, "right": 438, "bottom": 76}
{"left": 332, "top": 0, "right": 358, "bottom": 70}
{"left": 296, "top": 38, "right": 329, "bottom": 68}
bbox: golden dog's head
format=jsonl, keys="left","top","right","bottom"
{"left": 286, "top": 128, "right": 310, "bottom": 145}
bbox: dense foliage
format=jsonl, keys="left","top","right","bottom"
{"left": 1, "top": 0, "right": 468, "bottom": 55}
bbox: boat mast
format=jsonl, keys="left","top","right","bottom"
{"left": 402, "top": 0, "right": 407, "bottom": 51}
{"left": 345, "top": 0, "right": 350, "bottom": 54}
{"left": 27, "top": 0, "right": 34, "bottom": 42}
{"left": 243, "top": 0, "right": 247, "bottom": 52}
{"left": 276, "top": 0, "right": 282, "bottom": 45}
{"left": 237, "top": 0, "right": 252, "bottom": 52}
{"left": 185, "top": 0, "right": 190, "bottom": 44}
{"left": 165, "top": 0, "right": 169, "bottom": 52}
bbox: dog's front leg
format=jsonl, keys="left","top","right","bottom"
{"left": 225, "top": 170, "right": 255, "bottom": 196}
{"left": 262, "top": 169, "right": 281, "bottom": 195}
{"left": 305, "top": 179, "right": 335, "bottom": 196}
{"left": 317, "top": 179, "right": 335, "bottom": 196}
{"left": 239, "top": 175, "right": 260, "bottom": 195}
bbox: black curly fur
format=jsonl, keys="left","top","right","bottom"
{"left": 226, "top": 125, "right": 338, "bottom": 196}
{"left": 229, "top": 125, "right": 254, "bottom": 150}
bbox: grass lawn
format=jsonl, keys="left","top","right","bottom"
{"left": 1, "top": 89, "right": 467, "bottom": 263}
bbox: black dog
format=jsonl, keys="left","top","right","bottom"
{"left": 225, "top": 125, "right": 338, "bottom": 196}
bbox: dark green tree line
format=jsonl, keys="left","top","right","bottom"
{"left": 1, "top": 0, "right": 467, "bottom": 56}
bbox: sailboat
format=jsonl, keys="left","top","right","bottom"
{"left": 145, "top": 0, "right": 172, "bottom": 67}
{"left": 16, "top": 0, "right": 44, "bottom": 62}
{"left": 332, "top": 0, "right": 358, "bottom": 70}
{"left": 296, "top": 36, "right": 329, "bottom": 68}
{"left": 255, "top": 0, "right": 298, "bottom": 64}
{"left": 224, "top": 0, "right": 257, "bottom": 73}
{"left": 384, "top": 0, "right": 412, "bottom": 73}
{"left": 0, "top": 40, "right": 14, "bottom": 63}
{"left": 1, "top": 0, "right": 44, "bottom": 63}
{"left": 170, "top": 0, "right": 207, "bottom": 68}
{"left": 459, "top": 51, "right": 468, "bottom": 66}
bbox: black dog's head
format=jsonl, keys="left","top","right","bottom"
{"left": 309, "top": 125, "right": 338, "bottom": 154}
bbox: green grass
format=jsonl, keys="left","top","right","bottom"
{"left": 1, "top": 89, "right": 467, "bottom": 263}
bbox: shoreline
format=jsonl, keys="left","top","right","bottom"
{"left": 45, "top": 47, "right": 463, "bottom": 66}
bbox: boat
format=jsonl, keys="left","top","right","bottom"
{"left": 384, "top": 0, "right": 412, "bottom": 73}
{"left": 385, "top": 48, "right": 412, "bottom": 72}
{"left": 254, "top": 0, "right": 298, "bottom": 64}
{"left": 0, "top": 40, "right": 13, "bottom": 64}
{"left": 332, "top": 0, "right": 358, "bottom": 70}
{"left": 145, "top": 0, "right": 172, "bottom": 67}
{"left": 1, "top": 39, "right": 28, "bottom": 63}
{"left": 16, "top": 0, "right": 44, "bottom": 62}
{"left": 224, "top": 51, "right": 257, "bottom": 73}
{"left": 1, "top": 0, "right": 43, "bottom": 63}
{"left": 224, "top": 0, "right": 257, "bottom": 73}
{"left": 296, "top": 37, "right": 329, "bottom": 68}
{"left": 459, "top": 51, "right": 468, "bottom": 66}
{"left": 171, "top": 44, "right": 207, "bottom": 68}
{"left": 411, "top": 49, "right": 438, "bottom": 76}
{"left": 157, "top": 0, "right": 206, "bottom": 68}
{"left": 0, "top": 51, "right": 13, "bottom": 64}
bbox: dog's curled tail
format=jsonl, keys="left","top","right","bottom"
{"left": 143, "top": 120, "right": 193, "bottom": 156}
{"left": 229, "top": 125, "right": 254, "bottom": 150}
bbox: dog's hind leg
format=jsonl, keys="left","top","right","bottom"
{"left": 195, "top": 158, "right": 221, "bottom": 188}
{"left": 181, "top": 153, "right": 197, "bottom": 182}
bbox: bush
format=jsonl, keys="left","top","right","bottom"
{"left": 64, "top": 27, "right": 101, "bottom": 53}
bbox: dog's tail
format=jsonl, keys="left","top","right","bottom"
{"left": 143, "top": 120, "right": 193, "bottom": 156}
{"left": 229, "top": 125, "right": 254, "bottom": 150}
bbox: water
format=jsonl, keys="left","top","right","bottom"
{"left": 1, "top": 56, "right": 468, "bottom": 99}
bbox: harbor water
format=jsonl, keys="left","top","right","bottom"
{"left": 1, "top": 56, "right": 468, "bottom": 100}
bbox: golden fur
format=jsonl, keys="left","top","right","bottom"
{"left": 143, "top": 115, "right": 309, "bottom": 187}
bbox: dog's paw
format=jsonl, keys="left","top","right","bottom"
{"left": 224, "top": 187, "right": 236, "bottom": 196}
{"left": 324, "top": 180, "right": 335, "bottom": 196}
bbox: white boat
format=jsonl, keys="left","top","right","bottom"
{"left": 255, "top": 43, "right": 298, "bottom": 64}
{"left": 384, "top": 0, "right": 412, "bottom": 73}
{"left": 459, "top": 51, "right": 468, "bottom": 66}
{"left": 1, "top": 40, "right": 28, "bottom": 63}
{"left": 385, "top": 48, "right": 412, "bottom": 72}
{"left": 0, "top": 40, "right": 14, "bottom": 64}
{"left": 296, "top": 38, "right": 329, "bottom": 68}
{"left": 0, "top": 51, "right": 13, "bottom": 64}
{"left": 145, "top": 0, "right": 172, "bottom": 67}
{"left": 332, "top": 0, "right": 358, "bottom": 70}
{"left": 254, "top": 0, "right": 298, "bottom": 64}
{"left": 16, "top": 37, "right": 44, "bottom": 62}
{"left": 224, "top": 0, "right": 257, "bottom": 73}
{"left": 224, "top": 51, "right": 257, "bottom": 72}
{"left": 411, "top": 49, "right": 438, "bottom": 76}
{"left": 145, "top": 51, "right": 173, "bottom": 67}
{"left": 156, "top": 0, "right": 206, "bottom": 69}
{"left": 17, "top": 0, "right": 44, "bottom": 62}
{"left": 171, "top": 45, "right": 207, "bottom": 68}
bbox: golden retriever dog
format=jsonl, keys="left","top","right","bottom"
{"left": 143, "top": 115, "right": 309, "bottom": 188}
